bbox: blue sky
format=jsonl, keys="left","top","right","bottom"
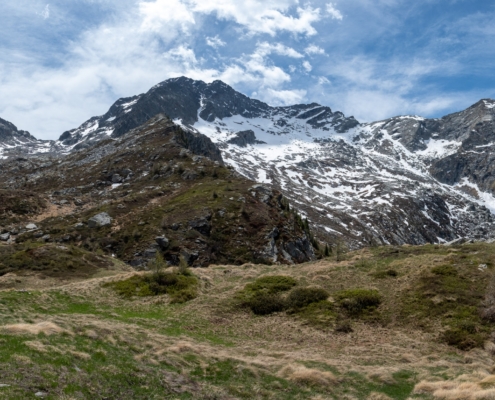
{"left": 1, "top": 0, "right": 494, "bottom": 139}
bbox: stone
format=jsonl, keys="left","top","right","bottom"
{"left": 74, "top": 222, "right": 85, "bottom": 230}
{"left": 180, "top": 249, "right": 199, "bottom": 266}
{"left": 155, "top": 236, "right": 170, "bottom": 249}
{"left": 250, "top": 184, "right": 272, "bottom": 203}
{"left": 74, "top": 198, "right": 84, "bottom": 206}
{"left": 112, "top": 174, "right": 123, "bottom": 183}
{"left": 88, "top": 212, "right": 112, "bottom": 228}
{"left": 0, "top": 233, "right": 10, "bottom": 241}
{"left": 59, "top": 199, "right": 69, "bottom": 205}
{"left": 181, "top": 169, "right": 198, "bottom": 180}
{"left": 33, "top": 231, "right": 44, "bottom": 238}
{"left": 26, "top": 223, "right": 37, "bottom": 230}
{"left": 189, "top": 217, "right": 211, "bottom": 236}
{"left": 143, "top": 248, "right": 157, "bottom": 258}
{"left": 41, "top": 234, "right": 51, "bottom": 242}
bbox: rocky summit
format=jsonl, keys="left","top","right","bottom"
{"left": 1, "top": 77, "right": 495, "bottom": 250}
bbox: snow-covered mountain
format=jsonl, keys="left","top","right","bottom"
{"left": 0, "top": 117, "right": 55, "bottom": 159}
{"left": 2, "top": 77, "right": 495, "bottom": 246}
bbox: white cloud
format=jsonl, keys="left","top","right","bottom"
{"left": 38, "top": 4, "right": 50, "bottom": 19}
{"left": 326, "top": 3, "right": 343, "bottom": 20}
{"left": 318, "top": 76, "right": 330, "bottom": 84}
{"left": 302, "top": 60, "right": 312, "bottom": 72}
{"left": 191, "top": 0, "right": 322, "bottom": 36}
{"left": 261, "top": 88, "right": 307, "bottom": 106}
{"left": 139, "top": 0, "right": 195, "bottom": 34}
{"left": 206, "top": 35, "right": 226, "bottom": 48}
{"left": 255, "top": 42, "right": 304, "bottom": 58}
{"left": 305, "top": 44, "right": 325, "bottom": 55}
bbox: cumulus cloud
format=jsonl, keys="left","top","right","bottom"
{"left": 138, "top": 0, "right": 195, "bottom": 35}
{"left": 255, "top": 42, "right": 304, "bottom": 58}
{"left": 261, "top": 88, "right": 307, "bottom": 105}
{"left": 191, "top": 0, "right": 322, "bottom": 36}
{"left": 206, "top": 35, "right": 226, "bottom": 48}
{"left": 302, "top": 60, "right": 312, "bottom": 72}
{"left": 305, "top": 44, "right": 325, "bottom": 55}
{"left": 326, "top": 3, "right": 343, "bottom": 20}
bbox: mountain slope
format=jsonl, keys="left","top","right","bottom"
{"left": 0, "top": 115, "right": 316, "bottom": 268}
{"left": 4, "top": 77, "right": 495, "bottom": 248}
{"left": 0, "top": 117, "right": 55, "bottom": 159}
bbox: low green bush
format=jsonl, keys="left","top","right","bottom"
{"left": 243, "top": 275, "right": 297, "bottom": 294}
{"left": 372, "top": 269, "right": 398, "bottom": 279}
{"left": 247, "top": 293, "right": 287, "bottom": 315}
{"left": 335, "top": 288, "right": 382, "bottom": 315}
{"left": 287, "top": 287, "right": 329, "bottom": 309}
{"left": 431, "top": 265, "right": 458, "bottom": 276}
{"left": 442, "top": 326, "right": 484, "bottom": 350}
{"left": 235, "top": 275, "right": 297, "bottom": 315}
{"left": 105, "top": 270, "right": 198, "bottom": 303}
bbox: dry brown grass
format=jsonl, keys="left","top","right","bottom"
{"left": 278, "top": 364, "right": 338, "bottom": 388}
{"left": 1, "top": 321, "right": 70, "bottom": 336}
{"left": 414, "top": 376, "right": 495, "bottom": 399}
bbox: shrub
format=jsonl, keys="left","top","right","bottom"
{"left": 243, "top": 275, "right": 297, "bottom": 294}
{"left": 287, "top": 287, "right": 329, "bottom": 309}
{"left": 235, "top": 275, "right": 297, "bottom": 315}
{"left": 372, "top": 269, "right": 398, "bottom": 279}
{"left": 335, "top": 288, "right": 382, "bottom": 315}
{"left": 248, "top": 293, "right": 287, "bottom": 315}
{"left": 104, "top": 270, "right": 197, "bottom": 303}
{"left": 431, "top": 265, "right": 458, "bottom": 276}
{"left": 442, "top": 327, "right": 484, "bottom": 350}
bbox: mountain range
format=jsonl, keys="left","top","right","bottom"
{"left": 2, "top": 76, "right": 495, "bottom": 249}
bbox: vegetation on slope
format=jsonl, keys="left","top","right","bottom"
{"left": 1, "top": 243, "right": 494, "bottom": 398}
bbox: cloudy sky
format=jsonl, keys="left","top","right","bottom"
{"left": 1, "top": 0, "right": 494, "bottom": 139}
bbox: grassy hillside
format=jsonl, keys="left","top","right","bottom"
{"left": 1, "top": 243, "right": 495, "bottom": 399}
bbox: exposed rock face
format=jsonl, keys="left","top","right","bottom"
{"left": 227, "top": 130, "right": 266, "bottom": 147}
{"left": 55, "top": 77, "right": 359, "bottom": 151}
{"left": 0, "top": 118, "right": 57, "bottom": 159}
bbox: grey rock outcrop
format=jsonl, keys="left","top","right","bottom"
{"left": 88, "top": 212, "right": 112, "bottom": 228}
{"left": 227, "top": 130, "right": 266, "bottom": 147}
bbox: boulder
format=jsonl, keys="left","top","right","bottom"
{"left": 88, "top": 212, "right": 112, "bottom": 228}
{"left": 0, "top": 233, "right": 10, "bottom": 241}
{"left": 26, "top": 223, "right": 38, "bottom": 230}
{"left": 112, "top": 174, "right": 123, "bottom": 183}
{"left": 189, "top": 217, "right": 211, "bottom": 236}
{"left": 180, "top": 249, "right": 199, "bottom": 266}
{"left": 155, "top": 236, "right": 170, "bottom": 249}
{"left": 250, "top": 184, "right": 273, "bottom": 203}
{"left": 181, "top": 169, "right": 198, "bottom": 180}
